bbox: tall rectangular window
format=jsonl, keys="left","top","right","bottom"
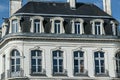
{"left": 74, "top": 22, "right": 80, "bottom": 34}
{"left": 54, "top": 21, "right": 60, "bottom": 34}
{"left": 12, "top": 20, "right": 18, "bottom": 33}
{"left": 53, "top": 50, "right": 63, "bottom": 74}
{"left": 34, "top": 19, "right": 40, "bottom": 33}
{"left": 74, "top": 51, "right": 84, "bottom": 74}
{"left": 95, "top": 22, "right": 101, "bottom": 35}
{"left": 94, "top": 51, "right": 105, "bottom": 75}
{"left": 31, "top": 50, "right": 42, "bottom": 74}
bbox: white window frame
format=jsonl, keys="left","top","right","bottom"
{"left": 94, "top": 51, "right": 105, "bottom": 74}
{"left": 115, "top": 52, "right": 120, "bottom": 74}
{"left": 30, "top": 16, "right": 44, "bottom": 33}
{"left": 31, "top": 50, "right": 42, "bottom": 74}
{"left": 73, "top": 50, "right": 84, "bottom": 74}
{"left": 9, "top": 16, "right": 21, "bottom": 33}
{"left": 50, "top": 17, "right": 64, "bottom": 34}
{"left": 71, "top": 18, "right": 84, "bottom": 34}
{"left": 110, "top": 21, "right": 118, "bottom": 36}
{"left": 52, "top": 50, "right": 63, "bottom": 73}
{"left": 90, "top": 19, "right": 105, "bottom": 35}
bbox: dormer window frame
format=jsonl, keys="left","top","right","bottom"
{"left": 30, "top": 16, "right": 44, "bottom": 33}
{"left": 50, "top": 17, "right": 64, "bottom": 34}
{"left": 110, "top": 20, "right": 118, "bottom": 36}
{"left": 9, "top": 16, "right": 21, "bottom": 33}
{"left": 90, "top": 19, "right": 105, "bottom": 35}
{"left": 71, "top": 19, "right": 84, "bottom": 34}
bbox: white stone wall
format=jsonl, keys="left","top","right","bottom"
{"left": 0, "top": 40, "right": 119, "bottom": 80}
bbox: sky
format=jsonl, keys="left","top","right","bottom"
{"left": 0, "top": 0, "right": 120, "bottom": 26}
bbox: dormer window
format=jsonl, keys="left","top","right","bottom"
{"left": 12, "top": 20, "right": 18, "bottom": 33}
{"left": 71, "top": 19, "right": 84, "bottom": 34}
{"left": 34, "top": 19, "right": 40, "bottom": 33}
{"left": 9, "top": 16, "right": 21, "bottom": 33}
{"left": 50, "top": 17, "right": 64, "bottom": 34}
{"left": 110, "top": 21, "right": 118, "bottom": 36}
{"left": 30, "top": 16, "right": 44, "bottom": 33}
{"left": 91, "top": 19, "right": 105, "bottom": 35}
{"left": 54, "top": 20, "right": 60, "bottom": 34}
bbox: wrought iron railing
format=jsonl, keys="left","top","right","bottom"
{"left": 7, "top": 69, "right": 24, "bottom": 78}
{"left": 30, "top": 69, "right": 46, "bottom": 76}
{"left": 73, "top": 69, "right": 88, "bottom": 76}
{"left": 52, "top": 69, "right": 67, "bottom": 76}
{"left": 1, "top": 72, "right": 5, "bottom": 80}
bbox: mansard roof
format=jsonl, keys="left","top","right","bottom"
{"left": 15, "top": 1, "right": 111, "bottom": 17}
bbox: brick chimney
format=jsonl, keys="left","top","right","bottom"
{"left": 103, "top": 0, "right": 112, "bottom": 15}
{"left": 67, "top": 0, "right": 76, "bottom": 9}
{"left": 10, "top": 0, "right": 22, "bottom": 16}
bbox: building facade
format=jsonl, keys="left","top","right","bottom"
{"left": 0, "top": 0, "right": 120, "bottom": 80}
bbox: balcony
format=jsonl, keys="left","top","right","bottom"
{"left": 30, "top": 69, "right": 46, "bottom": 76}
{"left": 7, "top": 69, "right": 24, "bottom": 78}
{"left": 1, "top": 72, "right": 5, "bottom": 80}
{"left": 52, "top": 69, "right": 67, "bottom": 76}
{"left": 73, "top": 69, "right": 88, "bottom": 76}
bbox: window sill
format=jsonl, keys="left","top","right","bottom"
{"left": 30, "top": 72, "right": 46, "bottom": 76}
{"left": 95, "top": 73, "right": 109, "bottom": 77}
{"left": 74, "top": 73, "right": 88, "bottom": 76}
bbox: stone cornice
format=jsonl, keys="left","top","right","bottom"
{"left": 0, "top": 33, "right": 120, "bottom": 48}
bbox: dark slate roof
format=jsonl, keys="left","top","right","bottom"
{"left": 15, "top": 1, "right": 111, "bottom": 17}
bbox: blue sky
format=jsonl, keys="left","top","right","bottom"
{"left": 0, "top": 0, "right": 120, "bottom": 26}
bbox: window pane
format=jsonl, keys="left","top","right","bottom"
{"left": 31, "top": 51, "right": 36, "bottom": 56}
{"left": 37, "top": 51, "right": 41, "bottom": 56}
{"left": 53, "top": 51, "right": 57, "bottom": 57}
{"left": 53, "top": 66, "right": 57, "bottom": 72}
{"left": 16, "top": 58, "right": 20, "bottom": 64}
{"left": 74, "top": 52, "right": 78, "bottom": 57}
{"left": 94, "top": 52, "right": 98, "bottom": 58}
{"left": 95, "top": 67, "right": 99, "bottom": 73}
{"left": 80, "top": 52, "right": 83, "bottom": 57}
{"left": 100, "top": 52, "right": 104, "bottom": 57}
{"left": 53, "top": 59, "right": 57, "bottom": 65}
{"left": 32, "top": 59, "right": 36, "bottom": 65}
{"left": 16, "top": 65, "right": 20, "bottom": 71}
{"left": 32, "top": 66, "right": 36, "bottom": 72}
{"left": 74, "top": 60, "right": 78, "bottom": 65}
{"left": 59, "top": 66, "right": 63, "bottom": 72}
{"left": 11, "top": 66, "right": 15, "bottom": 72}
{"left": 59, "top": 52, "right": 63, "bottom": 57}
{"left": 38, "top": 66, "right": 42, "bottom": 72}
{"left": 101, "top": 60, "right": 104, "bottom": 66}
{"left": 95, "top": 60, "right": 99, "bottom": 66}
{"left": 74, "top": 66, "right": 78, "bottom": 73}
{"left": 11, "top": 59, "right": 15, "bottom": 65}
{"left": 38, "top": 59, "right": 41, "bottom": 65}
{"left": 101, "top": 67, "right": 105, "bottom": 73}
{"left": 59, "top": 59, "right": 63, "bottom": 65}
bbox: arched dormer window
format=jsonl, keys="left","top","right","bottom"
{"left": 71, "top": 19, "right": 84, "bottom": 34}
{"left": 9, "top": 16, "right": 21, "bottom": 33}
{"left": 90, "top": 19, "right": 105, "bottom": 35}
{"left": 110, "top": 21, "right": 118, "bottom": 36}
{"left": 30, "top": 16, "right": 44, "bottom": 33}
{"left": 50, "top": 17, "right": 64, "bottom": 34}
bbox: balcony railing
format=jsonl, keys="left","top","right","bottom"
{"left": 52, "top": 69, "right": 67, "bottom": 76}
{"left": 94, "top": 70, "right": 109, "bottom": 77}
{"left": 73, "top": 69, "right": 88, "bottom": 76}
{"left": 30, "top": 69, "right": 46, "bottom": 76}
{"left": 7, "top": 69, "right": 24, "bottom": 78}
{"left": 1, "top": 72, "right": 5, "bottom": 80}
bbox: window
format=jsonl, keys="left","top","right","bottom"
{"left": 115, "top": 53, "right": 120, "bottom": 74}
{"left": 71, "top": 19, "right": 84, "bottom": 34}
{"left": 111, "top": 21, "right": 118, "bottom": 36}
{"left": 74, "top": 22, "right": 81, "bottom": 34}
{"left": 12, "top": 20, "right": 18, "bottom": 33}
{"left": 31, "top": 50, "right": 42, "bottom": 74}
{"left": 52, "top": 50, "right": 63, "bottom": 74}
{"left": 95, "top": 22, "right": 101, "bottom": 35}
{"left": 74, "top": 51, "right": 84, "bottom": 74}
{"left": 91, "top": 19, "right": 105, "bottom": 35}
{"left": 30, "top": 16, "right": 44, "bottom": 33}
{"left": 50, "top": 17, "right": 64, "bottom": 34}
{"left": 10, "top": 50, "right": 20, "bottom": 72}
{"left": 34, "top": 19, "right": 40, "bottom": 33}
{"left": 54, "top": 21, "right": 60, "bottom": 34}
{"left": 94, "top": 51, "right": 105, "bottom": 75}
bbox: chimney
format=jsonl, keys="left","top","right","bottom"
{"left": 10, "top": 0, "right": 22, "bottom": 16}
{"left": 67, "top": 0, "right": 76, "bottom": 9}
{"left": 103, "top": 0, "right": 112, "bottom": 15}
